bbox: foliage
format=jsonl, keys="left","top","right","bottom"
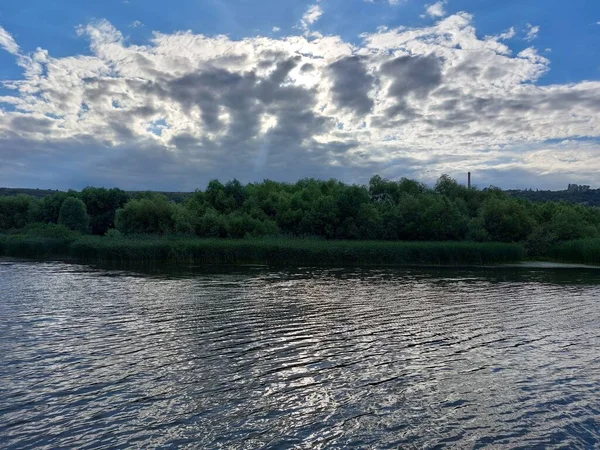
{"left": 22, "top": 223, "right": 78, "bottom": 239}
{"left": 80, "top": 187, "right": 129, "bottom": 235}
{"left": 105, "top": 229, "right": 123, "bottom": 239}
{"left": 58, "top": 197, "right": 90, "bottom": 233}
{"left": 34, "top": 192, "right": 71, "bottom": 224}
{"left": 115, "top": 195, "right": 176, "bottom": 235}
{"left": 0, "top": 195, "right": 37, "bottom": 231}
{"left": 3, "top": 174, "right": 600, "bottom": 265}
{"left": 508, "top": 188, "right": 600, "bottom": 207}
{"left": 481, "top": 197, "right": 534, "bottom": 242}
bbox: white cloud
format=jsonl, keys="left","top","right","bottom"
{"left": 491, "top": 27, "right": 516, "bottom": 41}
{"left": 425, "top": 1, "right": 447, "bottom": 18}
{"left": 272, "top": 26, "right": 281, "bottom": 32}
{"left": 525, "top": 23, "right": 540, "bottom": 41}
{"left": 0, "top": 25, "right": 20, "bottom": 55}
{"left": 302, "top": 3, "right": 323, "bottom": 27}
{"left": 0, "top": 13, "right": 598, "bottom": 189}
{"left": 131, "top": 20, "right": 143, "bottom": 28}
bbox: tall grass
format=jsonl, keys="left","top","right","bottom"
{"left": 0, "top": 235, "right": 72, "bottom": 258}
{"left": 0, "top": 234, "right": 524, "bottom": 266}
{"left": 549, "top": 239, "right": 600, "bottom": 265}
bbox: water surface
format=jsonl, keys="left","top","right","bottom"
{"left": 1, "top": 260, "right": 600, "bottom": 448}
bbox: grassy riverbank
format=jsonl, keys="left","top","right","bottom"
{"left": 0, "top": 234, "right": 525, "bottom": 266}
{"left": 548, "top": 239, "right": 600, "bottom": 265}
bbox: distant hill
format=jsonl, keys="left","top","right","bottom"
{"left": 0, "top": 187, "right": 193, "bottom": 203}
{"left": 3, "top": 186, "right": 600, "bottom": 207}
{"left": 0, "top": 188, "right": 63, "bottom": 199}
{"left": 507, "top": 189, "right": 600, "bottom": 207}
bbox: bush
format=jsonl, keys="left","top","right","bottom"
{"left": 482, "top": 198, "right": 534, "bottom": 242}
{"left": 0, "top": 195, "right": 36, "bottom": 231}
{"left": 173, "top": 205, "right": 197, "bottom": 235}
{"left": 80, "top": 187, "right": 129, "bottom": 235}
{"left": 225, "top": 212, "right": 279, "bottom": 238}
{"left": 22, "top": 223, "right": 77, "bottom": 239}
{"left": 105, "top": 229, "right": 123, "bottom": 239}
{"left": 196, "top": 209, "right": 227, "bottom": 238}
{"left": 115, "top": 195, "right": 176, "bottom": 235}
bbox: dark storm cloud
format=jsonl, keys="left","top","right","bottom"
{"left": 328, "top": 56, "right": 375, "bottom": 115}
{"left": 381, "top": 54, "right": 443, "bottom": 100}
{"left": 378, "top": 54, "right": 443, "bottom": 120}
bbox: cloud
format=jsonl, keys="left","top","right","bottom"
{"left": 0, "top": 25, "right": 20, "bottom": 55}
{"left": 272, "top": 26, "right": 281, "bottom": 32}
{"left": 328, "top": 56, "right": 375, "bottom": 115}
{"left": 0, "top": 13, "right": 598, "bottom": 190}
{"left": 425, "top": 1, "right": 447, "bottom": 18}
{"left": 525, "top": 23, "right": 540, "bottom": 41}
{"left": 490, "top": 27, "right": 516, "bottom": 41}
{"left": 300, "top": 3, "right": 323, "bottom": 31}
{"left": 131, "top": 20, "right": 143, "bottom": 28}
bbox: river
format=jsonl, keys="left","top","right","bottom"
{"left": 1, "top": 260, "right": 600, "bottom": 448}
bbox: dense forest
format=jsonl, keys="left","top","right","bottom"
{"left": 1, "top": 175, "right": 600, "bottom": 258}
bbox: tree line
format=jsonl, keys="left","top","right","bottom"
{"left": 508, "top": 188, "right": 600, "bottom": 207}
{"left": 1, "top": 175, "right": 600, "bottom": 256}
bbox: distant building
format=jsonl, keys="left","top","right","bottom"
{"left": 567, "top": 184, "right": 590, "bottom": 193}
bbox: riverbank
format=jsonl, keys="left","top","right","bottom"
{"left": 547, "top": 239, "right": 600, "bottom": 266}
{"left": 0, "top": 234, "right": 525, "bottom": 266}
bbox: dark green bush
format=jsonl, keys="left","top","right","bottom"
{"left": 115, "top": 195, "right": 176, "bottom": 234}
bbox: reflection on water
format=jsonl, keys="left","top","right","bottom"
{"left": 1, "top": 260, "right": 600, "bottom": 448}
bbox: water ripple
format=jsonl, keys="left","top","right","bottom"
{"left": 1, "top": 261, "right": 600, "bottom": 448}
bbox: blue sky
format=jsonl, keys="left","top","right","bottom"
{"left": 0, "top": 0, "right": 599, "bottom": 190}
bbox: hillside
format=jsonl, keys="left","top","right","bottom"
{"left": 4, "top": 186, "right": 600, "bottom": 207}
{"left": 506, "top": 189, "right": 600, "bottom": 207}
{"left": 0, "top": 188, "right": 193, "bottom": 203}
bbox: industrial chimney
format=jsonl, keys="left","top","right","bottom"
{"left": 468, "top": 172, "right": 471, "bottom": 189}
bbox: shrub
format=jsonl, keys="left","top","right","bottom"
{"left": 22, "top": 223, "right": 77, "bottom": 239}
{"left": 0, "top": 195, "right": 36, "bottom": 231}
{"left": 105, "top": 229, "right": 123, "bottom": 239}
{"left": 115, "top": 195, "right": 176, "bottom": 234}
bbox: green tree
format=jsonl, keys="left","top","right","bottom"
{"left": 115, "top": 195, "right": 176, "bottom": 234}
{"left": 481, "top": 198, "right": 534, "bottom": 242}
{"left": 0, "top": 195, "right": 36, "bottom": 230}
{"left": 196, "top": 208, "right": 228, "bottom": 237}
{"left": 80, "top": 187, "right": 129, "bottom": 235}
{"left": 35, "top": 192, "right": 70, "bottom": 224}
{"left": 58, "top": 197, "right": 90, "bottom": 233}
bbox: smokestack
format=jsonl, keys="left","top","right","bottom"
{"left": 468, "top": 172, "right": 471, "bottom": 189}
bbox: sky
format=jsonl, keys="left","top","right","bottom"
{"left": 0, "top": 0, "right": 599, "bottom": 191}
